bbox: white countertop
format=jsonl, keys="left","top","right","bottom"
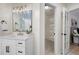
{"left": 0, "top": 33, "right": 32, "bottom": 40}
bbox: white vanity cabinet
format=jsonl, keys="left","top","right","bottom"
{"left": 0, "top": 36, "right": 33, "bottom": 55}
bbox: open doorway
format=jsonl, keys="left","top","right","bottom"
{"left": 45, "top": 3, "right": 55, "bottom": 55}
{"left": 68, "top": 8, "right": 79, "bottom": 55}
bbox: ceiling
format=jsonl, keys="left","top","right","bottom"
{"left": 62, "top": 3, "right": 73, "bottom": 6}
{"left": 62, "top": 3, "right": 77, "bottom": 6}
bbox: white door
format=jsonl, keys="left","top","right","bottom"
{"left": 62, "top": 7, "right": 70, "bottom": 54}
{"left": 2, "top": 40, "right": 16, "bottom": 55}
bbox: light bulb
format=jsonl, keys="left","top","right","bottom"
{"left": 45, "top": 6, "right": 49, "bottom": 9}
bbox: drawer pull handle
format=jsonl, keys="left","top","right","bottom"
{"left": 18, "top": 51, "right": 23, "bottom": 53}
{"left": 6, "top": 46, "right": 10, "bottom": 53}
{"left": 18, "top": 43, "right": 22, "bottom": 44}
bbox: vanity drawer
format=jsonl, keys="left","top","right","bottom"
{"left": 17, "top": 41, "right": 25, "bottom": 47}
{"left": 17, "top": 46, "right": 25, "bottom": 50}
{"left": 17, "top": 50, "right": 25, "bottom": 55}
{"left": 17, "top": 47, "right": 25, "bottom": 55}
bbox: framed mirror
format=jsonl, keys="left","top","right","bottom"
{"left": 12, "top": 4, "right": 32, "bottom": 34}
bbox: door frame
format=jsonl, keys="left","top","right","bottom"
{"left": 62, "top": 7, "right": 70, "bottom": 54}
{"left": 44, "top": 3, "right": 55, "bottom": 54}
{"left": 40, "top": 3, "right": 62, "bottom": 55}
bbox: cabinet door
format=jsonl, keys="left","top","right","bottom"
{"left": 25, "top": 38, "right": 33, "bottom": 55}
{"left": 2, "top": 40, "right": 17, "bottom": 55}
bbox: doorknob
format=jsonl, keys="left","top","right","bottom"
{"left": 61, "top": 33, "right": 67, "bottom": 35}
{"left": 54, "top": 33, "right": 55, "bottom": 35}
{"left": 64, "top": 34, "right": 67, "bottom": 35}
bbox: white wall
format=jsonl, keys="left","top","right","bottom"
{"left": 32, "top": 3, "right": 41, "bottom": 55}
{"left": 0, "top": 4, "right": 12, "bottom": 32}
{"left": 40, "top": 4, "right": 45, "bottom": 54}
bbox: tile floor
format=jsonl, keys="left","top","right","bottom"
{"left": 68, "top": 44, "right": 79, "bottom": 55}
{"left": 45, "top": 39, "right": 54, "bottom": 55}
{"left": 45, "top": 40, "right": 79, "bottom": 55}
